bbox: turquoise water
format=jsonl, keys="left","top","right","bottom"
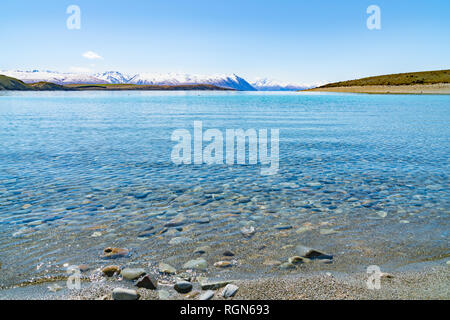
{"left": 0, "top": 91, "right": 448, "bottom": 287}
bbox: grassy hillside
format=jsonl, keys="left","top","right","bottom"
{"left": 0, "top": 74, "right": 31, "bottom": 90}
{"left": 28, "top": 81, "right": 71, "bottom": 91}
{"left": 320, "top": 69, "right": 450, "bottom": 88}
{"left": 65, "top": 83, "right": 234, "bottom": 91}
{"left": 0, "top": 75, "right": 71, "bottom": 91}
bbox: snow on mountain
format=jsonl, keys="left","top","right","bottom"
{"left": 251, "top": 78, "right": 318, "bottom": 91}
{"left": 1, "top": 70, "right": 105, "bottom": 85}
{"left": 94, "top": 71, "right": 132, "bottom": 84}
{"left": 129, "top": 73, "right": 256, "bottom": 91}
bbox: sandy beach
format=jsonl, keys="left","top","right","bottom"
{"left": 0, "top": 262, "right": 448, "bottom": 300}
{"left": 306, "top": 83, "right": 450, "bottom": 94}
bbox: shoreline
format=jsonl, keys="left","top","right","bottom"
{"left": 1, "top": 260, "right": 448, "bottom": 300}
{"left": 305, "top": 83, "right": 450, "bottom": 95}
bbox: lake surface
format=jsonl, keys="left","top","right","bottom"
{"left": 0, "top": 91, "right": 448, "bottom": 288}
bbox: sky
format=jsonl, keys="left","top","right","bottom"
{"left": 1, "top": 0, "right": 449, "bottom": 85}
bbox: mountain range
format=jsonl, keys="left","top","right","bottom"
{"left": 1, "top": 70, "right": 312, "bottom": 91}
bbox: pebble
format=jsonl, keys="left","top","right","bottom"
{"left": 158, "top": 262, "right": 176, "bottom": 275}
{"left": 78, "top": 264, "right": 90, "bottom": 273}
{"left": 112, "top": 288, "right": 140, "bottom": 300}
{"left": 183, "top": 258, "right": 208, "bottom": 270}
{"left": 134, "top": 192, "right": 150, "bottom": 200}
{"left": 121, "top": 267, "right": 146, "bottom": 280}
{"left": 102, "top": 265, "right": 121, "bottom": 277}
{"left": 222, "top": 284, "right": 239, "bottom": 298}
{"left": 177, "top": 272, "right": 192, "bottom": 281}
{"left": 135, "top": 275, "right": 157, "bottom": 290}
{"left": 274, "top": 224, "right": 292, "bottom": 230}
{"left": 22, "top": 204, "right": 32, "bottom": 209}
{"left": 319, "top": 228, "right": 337, "bottom": 235}
{"left": 214, "top": 261, "right": 232, "bottom": 268}
{"left": 296, "top": 245, "right": 333, "bottom": 260}
{"left": 199, "top": 279, "right": 231, "bottom": 290}
{"left": 199, "top": 290, "right": 215, "bottom": 300}
{"left": 240, "top": 226, "right": 255, "bottom": 237}
{"left": 296, "top": 226, "right": 313, "bottom": 234}
{"left": 378, "top": 211, "right": 388, "bottom": 218}
{"left": 165, "top": 217, "right": 186, "bottom": 227}
{"left": 194, "top": 246, "right": 210, "bottom": 254}
{"left": 169, "top": 236, "right": 191, "bottom": 245}
{"left": 174, "top": 280, "right": 193, "bottom": 293}
{"left": 222, "top": 250, "right": 235, "bottom": 257}
{"left": 158, "top": 289, "right": 171, "bottom": 300}
{"left": 195, "top": 218, "right": 210, "bottom": 224}
{"left": 102, "top": 247, "right": 130, "bottom": 259}
{"left": 288, "top": 256, "right": 305, "bottom": 265}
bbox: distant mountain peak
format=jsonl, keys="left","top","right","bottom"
{"left": 251, "top": 78, "right": 319, "bottom": 91}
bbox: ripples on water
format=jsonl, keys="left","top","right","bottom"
{"left": 0, "top": 91, "right": 448, "bottom": 286}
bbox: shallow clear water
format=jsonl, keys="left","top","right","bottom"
{"left": 0, "top": 91, "right": 448, "bottom": 287}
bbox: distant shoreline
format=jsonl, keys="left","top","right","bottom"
{"left": 305, "top": 83, "right": 450, "bottom": 95}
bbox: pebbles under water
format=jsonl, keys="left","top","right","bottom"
{"left": 0, "top": 91, "right": 448, "bottom": 289}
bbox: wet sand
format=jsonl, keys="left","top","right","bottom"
{"left": 306, "top": 83, "right": 450, "bottom": 94}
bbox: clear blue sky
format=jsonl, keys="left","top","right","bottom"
{"left": 1, "top": 0, "right": 449, "bottom": 84}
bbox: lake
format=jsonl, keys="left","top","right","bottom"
{"left": 0, "top": 91, "right": 448, "bottom": 288}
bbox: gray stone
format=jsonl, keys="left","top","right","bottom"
{"left": 195, "top": 218, "right": 210, "bottom": 224}
{"left": 222, "top": 284, "right": 239, "bottom": 298}
{"left": 158, "top": 289, "right": 171, "bottom": 300}
{"left": 121, "top": 267, "right": 146, "bottom": 280}
{"left": 112, "top": 288, "right": 140, "bottom": 300}
{"left": 183, "top": 258, "right": 208, "bottom": 270}
{"left": 158, "top": 262, "right": 176, "bottom": 275}
{"left": 199, "top": 290, "right": 215, "bottom": 300}
{"left": 200, "top": 280, "right": 231, "bottom": 290}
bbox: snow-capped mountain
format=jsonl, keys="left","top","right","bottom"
{"left": 1, "top": 70, "right": 256, "bottom": 91}
{"left": 2, "top": 70, "right": 105, "bottom": 85}
{"left": 128, "top": 73, "right": 255, "bottom": 91}
{"left": 94, "top": 71, "right": 132, "bottom": 84}
{"left": 251, "top": 78, "right": 318, "bottom": 91}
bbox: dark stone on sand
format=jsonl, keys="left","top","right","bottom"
{"left": 223, "top": 250, "right": 235, "bottom": 257}
{"left": 296, "top": 245, "right": 333, "bottom": 260}
{"left": 174, "top": 280, "right": 192, "bottom": 293}
{"left": 135, "top": 275, "right": 157, "bottom": 290}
